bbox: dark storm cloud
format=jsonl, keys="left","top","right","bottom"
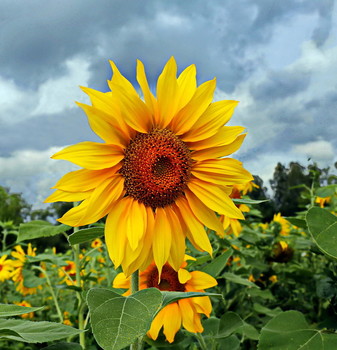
{"left": 0, "top": 108, "right": 99, "bottom": 156}
{"left": 250, "top": 70, "right": 311, "bottom": 101}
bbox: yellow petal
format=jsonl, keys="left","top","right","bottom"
{"left": 52, "top": 142, "right": 124, "bottom": 170}
{"left": 162, "top": 303, "right": 182, "bottom": 343}
{"left": 178, "top": 268, "right": 192, "bottom": 284}
{"left": 175, "top": 197, "right": 213, "bottom": 255}
{"left": 80, "top": 87, "right": 131, "bottom": 137}
{"left": 44, "top": 189, "right": 92, "bottom": 203}
{"left": 182, "top": 100, "right": 239, "bottom": 142}
{"left": 187, "top": 126, "right": 245, "bottom": 150}
{"left": 188, "top": 178, "right": 244, "bottom": 219}
{"left": 156, "top": 57, "right": 179, "bottom": 128}
{"left": 108, "top": 60, "right": 138, "bottom": 97}
{"left": 188, "top": 271, "right": 217, "bottom": 290}
{"left": 191, "top": 296, "right": 212, "bottom": 317}
{"left": 105, "top": 198, "right": 131, "bottom": 267}
{"left": 165, "top": 206, "right": 186, "bottom": 271}
{"left": 112, "top": 272, "right": 130, "bottom": 289}
{"left": 176, "top": 64, "right": 197, "bottom": 111}
{"left": 58, "top": 176, "right": 124, "bottom": 226}
{"left": 192, "top": 134, "right": 246, "bottom": 161}
{"left": 126, "top": 200, "right": 147, "bottom": 251}
{"left": 76, "top": 102, "right": 128, "bottom": 147}
{"left": 185, "top": 189, "right": 224, "bottom": 236}
{"left": 178, "top": 299, "right": 197, "bottom": 333}
{"left": 171, "top": 79, "right": 216, "bottom": 135}
{"left": 192, "top": 169, "right": 253, "bottom": 187}
{"left": 147, "top": 306, "right": 166, "bottom": 340}
{"left": 136, "top": 59, "right": 158, "bottom": 121}
{"left": 152, "top": 208, "right": 172, "bottom": 277}
{"left": 52, "top": 168, "right": 118, "bottom": 192}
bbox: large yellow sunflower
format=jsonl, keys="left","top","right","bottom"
{"left": 46, "top": 57, "right": 252, "bottom": 275}
{"left": 113, "top": 257, "right": 217, "bottom": 343}
{"left": 0, "top": 254, "right": 14, "bottom": 282}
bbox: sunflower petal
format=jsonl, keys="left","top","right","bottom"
{"left": 51, "top": 142, "right": 124, "bottom": 170}
{"left": 171, "top": 79, "right": 216, "bottom": 135}
{"left": 153, "top": 208, "right": 172, "bottom": 277}
{"left": 126, "top": 200, "right": 147, "bottom": 251}
{"left": 178, "top": 268, "right": 192, "bottom": 284}
{"left": 192, "top": 134, "right": 247, "bottom": 161}
{"left": 76, "top": 102, "right": 128, "bottom": 147}
{"left": 192, "top": 296, "right": 212, "bottom": 317}
{"left": 147, "top": 306, "right": 166, "bottom": 340}
{"left": 108, "top": 60, "right": 138, "bottom": 97}
{"left": 162, "top": 303, "right": 182, "bottom": 343}
{"left": 178, "top": 299, "right": 198, "bottom": 333}
{"left": 185, "top": 189, "right": 224, "bottom": 236}
{"left": 187, "top": 126, "right": 245, "bottom": 150}
{"left": 105, "top": 198, "right": 132, "bottom": 267}
{"left": 176, "top": 64, "right": 197, "bottom": 110}
{"left": 156, "top": 57, "right": 179, "bottom": 128}
{"left": 52, "top": 168, "right": 118, "bottom": 192}
{"left": 175, "top": 197, "right": 212, "bottom": 255}
{"left": 188, "top": 271, "right": 217, "bottom": 290}
{"left": 188, "top": 178, "right": 244, "bottom": 219}
{"left": 44, "top": 189, "right": 92, "bottom": 203}
{"left": 182, "top": 100, "right": 239, "bottom": 142}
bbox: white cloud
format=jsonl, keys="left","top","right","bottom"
{"left": 293, "top": 140, "right": 335, "bottom": 162}
{"left": 0, "top": 147, "right": 78, "bottom": 209}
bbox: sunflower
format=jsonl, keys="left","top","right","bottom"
{"left": 113, "top": 257, "right": 217, "bottom": 343}
{"left": 315, "top": 196, "right": 331, "bottom": 208}
{"left": 46, "top": 57, "right": 252, "bottom": 276}
{"left": 0, "top": 254, "right": 14, "bottom": 282}
{"left": 272, "top": 213, "right": 291, "bottom": 236}
{"left": 11, "top": 244, "right": 38, "bottom": 296}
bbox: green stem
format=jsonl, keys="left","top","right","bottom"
{"left": 34, "top": 266, "right": 63, "bottom": 323}
{"left": 130, "top": 270, "right": 141, "bottom": 350}
{"left": 195, "top": 332, "right": 208, "bottom": 350}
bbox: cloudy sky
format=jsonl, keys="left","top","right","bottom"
{"left": 1, "top": 0, "right": 336, "bottom": 208}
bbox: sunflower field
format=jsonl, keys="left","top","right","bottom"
{"left": 1, "top": 59, "right": 337, "bottom": 350}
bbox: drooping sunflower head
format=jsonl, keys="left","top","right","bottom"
{"left": 46, "top": 57, "right": 253, "bottom": 276}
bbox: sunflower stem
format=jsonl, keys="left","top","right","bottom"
{"left": 72, "top": 202, "right": 86, "bottom": 349}
{"left": 195, "top": 332, "right": 208, "bottom": 350}
{"left": 130, "top": 270, "right": 141, "bottom": 350}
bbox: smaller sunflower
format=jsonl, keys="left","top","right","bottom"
{"left": 11, "top": 244, "right": 38, "bottom": 296}
{"left": 315, "top": 196, "right": 331, "bottom": 208}
{"left": 0, "top": 254, "right": 14, "bottom": 282}
{"left": 272, "top": 213, "right": 291, "bottom": 236}
{"left": 113, "top": 257, "right": 217, "bottom": 343}
{"left": 58, "top": 260, "right": 77, "bottom": 285}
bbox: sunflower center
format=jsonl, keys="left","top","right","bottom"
{"left": 146, "top": 264, "right": 185, "bottom": 292}
{"left": 121, "top": 128, "right": 192, "bottom": 208}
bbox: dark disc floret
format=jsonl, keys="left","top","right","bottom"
{"left": 146, "top": 264, "right": 186, "bottom": 292}
{"left": 121, "top": 128, "right": 192, "bottom": 208}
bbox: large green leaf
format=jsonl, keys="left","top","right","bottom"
{"left": 315, "top": 185, "right": 337, "bottom": 198}
{"left": 18, "top": 221, "right": 71, "bottom": 242}
{"left": 68, "top": 227, "right": 104, "bottom": 245}
{"left": 0, "top": 319, "right": 83, "bottom": 343}
{"left": 306, "top": 207, "right": 337, "bottom": 259}
{"left": 201, "top": 248, "right": 233, "bottom": 277}
{"left": 258, "top": 310, "right": 337, "bottom": 349}
{"left": 161, "top": 291, "right": 221, "bottom": 309}
{"left": 0, "top": 304, "right": 44, "bottom": 318}
{"left": 87, "top": 288, "right": 162, "bottom": 350}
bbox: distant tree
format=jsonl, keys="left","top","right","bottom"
{"left": 0, "top": 186, "right": 30, "bottom": 225}
{"left": 249, "top": 175, "right": 275, "bottom": 221}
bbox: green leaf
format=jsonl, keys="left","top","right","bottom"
{"left": 0, "top": 304, "right": 44, "bottom": 318}
{"left": 253, "top": 303, "right": 282, "bottom": 317}
{"left": 17, "top": 221, "right": 71, "bottom": 243}
{"left": 222, "top": 272, "right": 259, "bottom": 288}
{"left": 161, "top": 291, "right": 222, "bottom": 309}
{"left": 87, "top": 287, "right": 162, "bottom": 350}
{"left": 218, "top": 335, "right": 240, "bottom": 349}
{"left": 218, "top": 312, "right": 243, "bottom": 338}
{"left": 258, "top": 310, "right": 337, "bottom": 350}
{"left": 306, "top": 207, "right": 337, "bottom": 259}
{"left": 68, "top": 227, "right": 104, "bottom": 245}
{"left": 26, "top": 254, "right": 68, "bottom": 266}
{"left": 41, "top": 342, "right": 83, "bottom": 350}
{"left": 232, "top": 198, "right": 269, "bottom": 205}
{"left": 315, "top": 185, "right": 337, "bottom": 198}
{"left": 201, "top": 248, "right": 233, "bottom": 277}
{"left": 0, "top": 319, "right": 83, "bottom": 343}
{"left": 22, "top": 269, "right": 45, "bottom": 288}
